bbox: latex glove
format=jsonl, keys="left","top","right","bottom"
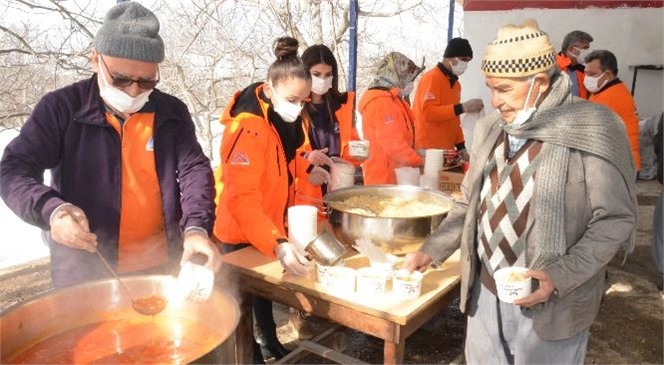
{"left": 462, "top": 99, "right": 484, "bottom": 114}
{"left": 459, "top": 149, "right": 470, "bottom": 162}
{"left": 402, "top": 251, "right": 433, "bottom": 273}
{"left": 275, "top": 242, "right": 310, "bottom": 277}
{"left": 306, "top": 148, "right": 334, "bottom": 167}
{"left": 181, "top": 229, "right": 223, "bottom": 272}
{"left": 308, "top": 165, "right": 330, "bottom": 186}
{"left": 50, "top": 203, "right": 97, "bottom": 252}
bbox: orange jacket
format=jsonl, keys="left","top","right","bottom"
{"left": 556, "top": 53, "right": 589, "bottom": 99}
{"left": 412, "top": 64, "right": 464, "bottom": 149}
{"left": 359, "top": 88, "right": 423, "bottom": 185}
{"left": 589, "top": 79, "right": 641, "bottom": 170}
{"left": 213, "top": 83, "right": 295, "bottom": 257}
{"left": 293, "top": 92, "right": 358, "bottom": 211}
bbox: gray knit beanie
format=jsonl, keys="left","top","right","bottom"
{"left": 94, "top": 2, "right": 164, "bottom": 63}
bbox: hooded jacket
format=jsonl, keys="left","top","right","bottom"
{"left": 0, "top": 75, "right": 215, "bottom": 288}
{"left": 359, "top": 87, "right": 423, "bottom": 185}
{"left": 214, "top": 82, "right": 301, "bottom": 257}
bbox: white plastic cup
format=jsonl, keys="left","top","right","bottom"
{"left": 348, "top": 140, "right": 370, "bottom": 159}
{"left": 287, "top": 205, "right": 319, "bottom": 252}
{"left": 424, "top": 149, "right": 444, "bottom": 175}
{"left": 419, "top": 173, "right": 439, "bottom": 190}
{"left": 329, "top": 162, "right": 356, "bottom": 191}
{"left": 356, "top": 267, "right": 388, "bottom": 295}
{"left": 395, "top": 167, "right": 420, "bottom": 186}
{"left": 493, "top": 267, "right": 532, "bottom": 303}
{"left": 323, "top": 266, "right": 356, "bottom": 296}
{"left": 392, "top": 269, "right": 423, "bottom": 301}
{"left": 369, "top": 254, "right": 399, "bottom": 276}
{"left": 176, "top": 262, "right": 214, "bottom": 302}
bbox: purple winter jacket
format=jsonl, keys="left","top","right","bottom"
{"left": 0, "top": 75, "right": 215, "bottom": 288}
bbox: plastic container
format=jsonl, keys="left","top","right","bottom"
{"left": 493, "top": 267, "right": 532, "bottom": 303}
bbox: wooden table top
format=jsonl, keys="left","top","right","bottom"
{"left": 221, "top": 247, "right": 460, "bottom": 325}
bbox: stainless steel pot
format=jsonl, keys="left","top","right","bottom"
{"left": 324, "top": 185, "right": 454, "bottom": 254}
{"left": 1, "top": 275, "right": 239, "bottom": 364}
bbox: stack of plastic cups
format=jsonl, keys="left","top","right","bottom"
{"left": 329, "top": 162, "right": 356, "bottom": 191}
{"left": 395, "top": 166, "right": 421, "bottom": 186}
{"left": 287, "top": 205, "right": 319, "bottom": 255}
{"left": 423, "top": 149, "right": 444, "bottom": 176}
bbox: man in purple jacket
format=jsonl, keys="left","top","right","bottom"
{"left": 0, "top": 2, "right": 221, "bottom": 288}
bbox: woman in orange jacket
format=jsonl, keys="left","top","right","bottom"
{"left": 213, "top": 37, "right": 321, "bottom": 364}
{"left": 359, "top": 52, "right": 424, "bottom": 185}
{"left": 293, "top": 44, "right": 361, "bottom": 214}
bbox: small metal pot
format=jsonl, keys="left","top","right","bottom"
{"left": 305, "top": 229, "right": 347, "bottom": 266}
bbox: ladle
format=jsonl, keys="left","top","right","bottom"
{"left": 94, "top": 248, "right": 167, "bottom": 316}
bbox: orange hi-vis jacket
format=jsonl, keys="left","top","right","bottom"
{"left": 106, "top": 111, "right": 168, "bottom": 273}
{"left": 213, "top": 83, "right": 295, "bottom": 257}
{"left": 294, "top": 91, "right": 359, "bottom": 212}
{"left": 359, "top": 87, "right": 423, "bottom": 185}
{"left": 556, "top": 53, "right": 589, "bottom": 99}
{"left": 589, "top": 79, "right": 641, "bottom": 171}
{"left": 412, "top": 63, "right": 464, "bottom": 150}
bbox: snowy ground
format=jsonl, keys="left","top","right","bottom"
{"left": 0, "top": 130, "right": 50, "bottom": 270}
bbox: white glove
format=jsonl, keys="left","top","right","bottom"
{"left": 308, "top": 165, "right": 330, "bottom": 186}
{"left": 462, "top": 99, "right": 484, "bottom": 114}
{"left": 275, "top": 242, "right": 310, "bottom": 277}
{"left": 306, "top": 148, "right": 334, "bottom": 167}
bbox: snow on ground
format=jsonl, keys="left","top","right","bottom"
{"left": 0, "top": 130, "right": 50, "bottom": 270}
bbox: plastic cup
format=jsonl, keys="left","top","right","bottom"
{"left": 369, "top": 254, "right": 399, "bottom": 276}
{"left": 329, "top": 162, "right": 356, "bottom": 191}
{"left": 288, "top": 205, "right": 319, "bottom": 252}
{"left": 323, "top": 266, "right": 356, "bottom": 296}
{"left": 419, "top": 173, "right": 439, "bottom": 190}
{"left": 176, "top": 262, "right": 214, "bottom": 302}
{"left": 316, "top": 261, "right": 345, "bottom": 284}
{"left": 356, "top": 267, "right": 388, "bottom": 295}
{"left": 395, "top": 167, "right": 420, "bottom": 186}
{"left": 348, "top": 140, "right": 370, "bottom": 159}
{"left": 392, "top": 269, "right": 423, "bottom": 301}
{"left": 493, "top": 267, "right": 532, "bottom": 303}
{"left": 424, "top": 149, "right": 444, "bottom": 175}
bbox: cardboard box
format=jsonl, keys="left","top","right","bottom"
{"left": 439, "top": 168, "right": 465, "bottom": 193}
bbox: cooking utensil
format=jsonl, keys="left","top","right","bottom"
{"left": 94, "top": 248, "right": 166, "bottom": 316}
{"left": 1, "top": 275, "right": 239, "bottom": 364}
{"left": 324, "top": 185, "right": 454, "bottom": 254}
{"left": 305, "top": 229, "right": 348, "bottom": 266}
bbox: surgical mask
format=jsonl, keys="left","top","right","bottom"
{"left": 511, "top": 77, "right": 541, "bottom": 125}
{"left": 583, "top": 72, "right": 608, "bottom": 93}
{"left": 311, "top": 76, "right": 333, "bottom": 95}
{"left": 270, "top": 84, "right": 303, "bottom": 123}
{"left": 399, "top": 82, "right": 414, "bottom": 97}
{"left": 570, "top": 47, "right": 591, "bottom": 64}
{"left": 97, "top": 56, "right": 152, "bottom": 114}
{"left": 451, "top": 59, "right": 468, "bottom": 76}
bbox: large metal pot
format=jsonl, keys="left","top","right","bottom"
{"left": 1, "top": 275, "right": 239, "bottom": 364}
{"left": 324, "top": 185, "right": 454, "bottom": 254}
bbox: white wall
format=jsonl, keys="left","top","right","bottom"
{"left": 461, "top": 8, "right": 664, "bottom": 120}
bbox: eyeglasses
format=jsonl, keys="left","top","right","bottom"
{"left": 99, "top": 55, "right": 159, "bottom": 90}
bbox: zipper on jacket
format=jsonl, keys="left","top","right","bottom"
{"left": 275, "top": 145, "right": 282, "bottom": 176}
{"left": 225, "top": 127, "right": 244, "bottom": 163}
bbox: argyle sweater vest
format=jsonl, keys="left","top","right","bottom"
{"left": 477, "top": 132, "right": 543, "bottom": 294}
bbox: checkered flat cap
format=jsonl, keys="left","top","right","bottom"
{"left": 482, "top": 20, "right": 555, "bottom": 78}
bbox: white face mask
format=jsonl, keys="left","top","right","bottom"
{"left": 583, "top": 72, "right": 608, "bottom": 93}
{"left": 511, "top": 77, "right": 541, "bottom": 125}
{"left": 399, "top": 82, "right": 414, "bottom": 97}
{"left": 570, "top": 47, "right": 591, "bottom": 64}
{"left": 311, "top": 76, "right": 333, "bottom": 96}
{"left": 97, "top": 56, "right": 152, "bottom": 114}
{"left": 270, "top": 84, "right": 303, "bottom": 123}
{"left": 451, "top": 59, "right": 468, "bottom": 76}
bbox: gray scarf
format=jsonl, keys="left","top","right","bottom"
{"left": 495, "top": 71, "right": 637, "bottom": 269}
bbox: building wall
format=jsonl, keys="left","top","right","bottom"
{"left": 461, "top": 7, "right": 663, "bottom": 120}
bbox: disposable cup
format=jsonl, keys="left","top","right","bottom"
{"left": 493, "top": 267, "right": 532, "bottom": 303}
{"left": 395, "top": 167, "right": 420, "bottom": 186}
{"left": 330, "top": 162, "right": 355, "bottom": 191}
{"left": 348, "top": 140, "right": 370, "bottom": 159}
{"left": 176, "top": 262, "right": 214, "bottom": 302}
{"left": 392, "top": 269, "right": 423, "bottom": 301}
{"left": 323, "top": 266, "right": 356, "bottom": 296}
{"left": 316, "top": 260, "right": 345, "bottom": 283}
{"left": 288, "top": 205, "right": 319, "bottom": 251}
{"left": 356, "top": 267, "right": 388, "bottom": 295}
{"left": 419, "top": 173, "right": 439, "bottom": 190}
{"left": 369, "top": 254, "right": 399, "bottom": 276}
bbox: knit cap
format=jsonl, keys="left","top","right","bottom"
{"left": 443, "top": 38, "right": 473, "bottom": 58}
{"left": 94, "top": 2, "right": 164, "bottom": 63}
{"left": 482, "top": 19, "right": 556, "bottom": 78}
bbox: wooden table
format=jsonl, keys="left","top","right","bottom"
{"left": 220, "top": 247, "right": 460, "bottom": 365}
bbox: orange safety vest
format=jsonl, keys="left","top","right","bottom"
{"left": 589, "top": 80, "right": 641, "bottom": 170}
{"left": 213, "top": 83, "right": 294, "bottom": 257}
{"left": 412, "top": 65, "right": 465, "bottom": 149}
{"left": 106, "top": 112, "right": 168, "bottom": 273}
{"left": 359, "top": 88, "right": 423, "bottom": 185}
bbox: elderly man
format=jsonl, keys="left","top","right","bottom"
{"left": 404, "top": 20, "right": 636, "bottom": 364}
{"left": 555, "top": 30, "right": 594, "bottom": 98}
{"left": 0, "top": 2, "right": 221, "bottom": 288}
{"left": 413, "top": 38, "right": 484, "bottom": 155}
{"left": 585, "top": 49, "right": 641, "bottom": 173}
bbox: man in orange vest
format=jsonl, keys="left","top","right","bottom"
{"left": 555, "top": 30, "right": 593, "bottom": 99}
{"left": 585, "top": 50, "right": 641, "bottom": 173}
{"left": 413, "top": 38, "right": 484, "bottom": 156}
